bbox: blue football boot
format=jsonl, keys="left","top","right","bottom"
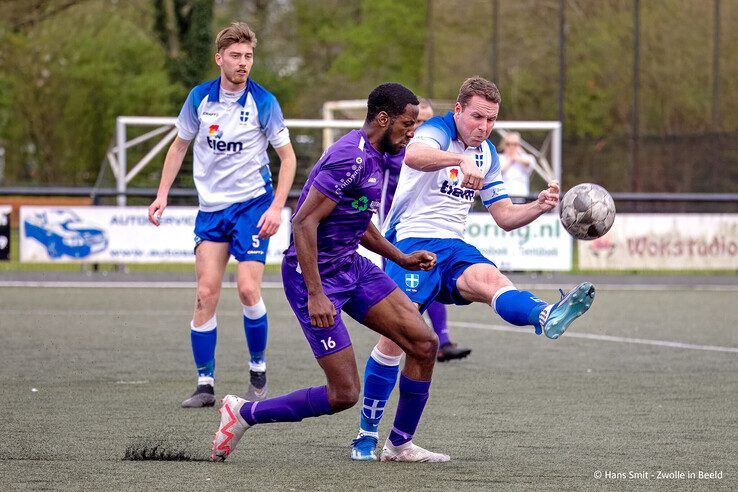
{"left": 351, "top": 434, "right": 379, "bottom": 461}
{"left": 540, "top": 282, "right": 595, "bottom": 339}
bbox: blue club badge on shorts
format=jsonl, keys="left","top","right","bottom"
{"left": 405, "top": 273, "right": 420, "bottom": 289}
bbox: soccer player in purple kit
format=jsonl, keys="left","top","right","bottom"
{"left": 380, "top": 98, "right": 471, "bottom": 363}
{"left": 211, "top": 83, "right": 451, "bottom": 463}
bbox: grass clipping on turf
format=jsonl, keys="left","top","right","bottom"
{"left": 124, "top": 439, "right": 210, "bottom": 462}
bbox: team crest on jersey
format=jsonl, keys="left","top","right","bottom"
{"left": 474, "top": 153, "right": 484, "bottom": 167}
{"left": 405, "top": 274, "right": 420, "bottom": 289}
{"left": 240, "top": 110, "right": 250, "bottom": 123}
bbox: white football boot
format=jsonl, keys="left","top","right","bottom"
{"left": 211, "top": 395, "right": 251, "bottom": 461}
{"left": 379, "top": 439, "right": 450, "bottom": 463}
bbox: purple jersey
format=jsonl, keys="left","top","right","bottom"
{"left": 284, "top": 130, "right": 384, "bottom": 275}
{"left": 379, "top": 149, "right": 405, "bottom": 222}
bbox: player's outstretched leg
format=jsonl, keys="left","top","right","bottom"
{"left": 458, "top": 265, "right": 595, "bottom": 340}
{"left": 351, "top": 345, "right": 402, "bottom": 461}
{"left": 493, "top": 283, "right": 595, "bottom": 339}
{"left": 539, "top": 282, "right": 595, "bottom": 339}
{"left": 211, "top": 347, "right": 358, "bottom": 461}
{"left": 361, "top": 289, "right": 450, "bottom": 463}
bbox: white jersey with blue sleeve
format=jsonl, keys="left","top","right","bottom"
{"left": 383, "top": 112, "right": 509, "bottom": 241}
{"left": 176, "top": 77, "right": 291, "bottom": 212}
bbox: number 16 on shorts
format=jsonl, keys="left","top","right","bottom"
{"left": 320, "top": 336, "right": 336, "bottom": 351}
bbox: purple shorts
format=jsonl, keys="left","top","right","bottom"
{"left": 281, "top": 254, "right": 398, "bottom": 358}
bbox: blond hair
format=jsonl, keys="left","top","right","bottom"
{"left": 216, "top": 22, "right": 257, "bottom": 53}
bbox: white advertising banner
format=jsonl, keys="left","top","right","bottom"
{"left": 578, "top": 214, "right": 738, "bottom": 270}
{"left": 463, "top": 212, "right": 572, "bottom": 271}
{"left": 19, "top": 206, "right": 291, "bottom": 264}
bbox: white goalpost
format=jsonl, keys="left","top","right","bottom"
{"left": 108, "top": 101, "right": 561, "bottom": 205}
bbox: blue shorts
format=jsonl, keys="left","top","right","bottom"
{"left": 385, "top": 237, "right": 495, "bottom": 311}
{"left": 282, "top": 254, "right": 398, "bottom": 359}
{"left": 194, "top": 192, "right": 273, "bottom": 263}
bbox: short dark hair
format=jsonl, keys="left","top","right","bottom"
{"left": 366, "top": 83, "right": 419, "bottom": 123}
{"left": 457, "top": 76, "right": 501, "bottom": 107}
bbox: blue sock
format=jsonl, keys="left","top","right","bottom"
{"left": 494, "top": 288, "right": 548, "bottom": 335}
{"left": 359, "top": 347, "right": 401, "bottom": 436}
{"left": 190, "top": 316, "right": 217, "bottom": 385}
{"left": 243, "top": 299, "right": 268, "bottom": 371}
{"left": 388, "top": 374, "right": 431, "bottom": 446}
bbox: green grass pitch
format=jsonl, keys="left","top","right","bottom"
{"left": 1, "top": 286, "right": 736, "bottom": 489}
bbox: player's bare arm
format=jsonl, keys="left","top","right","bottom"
{"left": 291, "top": 186, "right": 339, "bottom": 328}
{"left": 359, "top": 222, "right": 436, "bottom": 271}
{"left": 257, "top": 142, "right": 297, "bottom": 238}
{"left": 488, "top": 180, "right": 560, "bottom": 231}
{"left": 148, "top": 136, "right": 191, "bottom": 226}
{"left": 404, "top": 143, "right": 483, "bottom": 190}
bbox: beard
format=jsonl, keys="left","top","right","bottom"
{"left": 223, "top": 68, "right": 248, "bottom": 86}
{"left": 378, "top": 127, "right": 400, "bottom": 154}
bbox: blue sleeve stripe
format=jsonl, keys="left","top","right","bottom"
{"left": 483, "top": 194, "right": 509, "bottom": 207}
{"left": 481, "top": 181, "right": 504, "bottom": 190}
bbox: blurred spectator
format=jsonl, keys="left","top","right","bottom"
{"left": 499, "top": 132, "right": 536, "bottom": 198}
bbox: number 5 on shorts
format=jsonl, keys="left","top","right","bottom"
{"left": 320, "top": 337, "right": 336, "bottom": 351}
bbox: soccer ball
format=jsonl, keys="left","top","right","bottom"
{"left": 559, "top": 183, "right": 616, "bottom": 240}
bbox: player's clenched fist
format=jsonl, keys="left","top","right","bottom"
{"left": 399, "top": 251, "right": 437, "bottom": 271}
{"left": 536, "top": 180, "right": 560, "bottom": 211}
{"left": 459, "top": 154, "right": 484, "bottom": 190}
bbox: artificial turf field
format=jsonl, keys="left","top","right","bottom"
{"left": 1, "top": 285, "right": 736, "bottom": 490}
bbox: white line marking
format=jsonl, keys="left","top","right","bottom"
{"left": 0, "top": 281, "right": 737, "bottom": 291}
{"left": 449, "top": 321, "right": 738, "bottom": 354}
{"left": 0, "top": 281, "right": 284, "bottom": 289}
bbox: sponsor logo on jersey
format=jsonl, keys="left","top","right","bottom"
{"left": 206, "top": 125, "right": 244, "bottom": 153}
{"left": 351, "top": 195, "right": 369, "bottom": 211}
{"left": 449, "top": 168, "right": 459, "bottom": 186}
{"left": 440, "top": 179, "right": 475, "bottom": 200}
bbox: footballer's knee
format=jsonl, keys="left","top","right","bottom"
{"left": 237, "top": 284, "right": 261, "bottom": 306}
{"left": 406, "top": 326, "right": 438, "bottom": 363}
{"left": 196, "top": 283, "right": 220, "bottom": 310}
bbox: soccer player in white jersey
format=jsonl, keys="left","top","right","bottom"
{"left": 148, "top": 23, "right": 296, "bottom": 408}
{"left": 351, "top": 77, "right": 595, "bottom": 461}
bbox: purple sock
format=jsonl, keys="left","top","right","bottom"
{"left": 388, "top": 374, "right": 431, "bottom": 446}
{"left": 239, "top": 386, "right": 333, "bottom": 426}
{"left": 426, "top": 301, "right": 449, "bottom": 346}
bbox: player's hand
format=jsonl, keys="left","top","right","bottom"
{"left": 148, "top": 196, "right": 167, "bottom": 226}
{"left": 308, "top": 291, "right": 337, "bottom": 328}
{"left": 459, "top": 154, "right": 484, "bottom": 190}
{"left": 257, "top": 205, "right": 282, "bottom": 238}
{"left": 399, "top": 250, "right": 436, "bottom": 271}
{"left": 537, "top": 180, "right": 560, "bottom": 211}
